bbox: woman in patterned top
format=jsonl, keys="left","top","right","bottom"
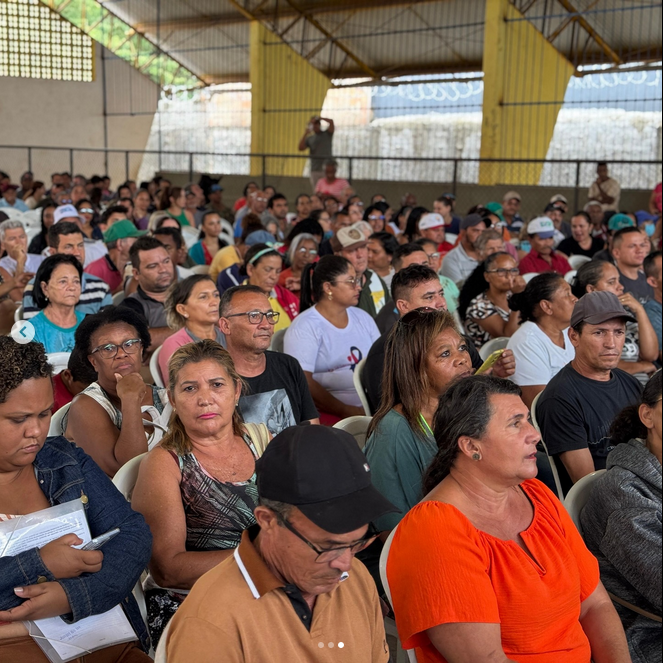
{"left": 458, "top": 252, "right": 524, "bottom": 349}
{"left": 132, "top": 340, "right": 270, "bottom": 647}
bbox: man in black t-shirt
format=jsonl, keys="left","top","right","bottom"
{"left": 219, "top": 286, "right": 319, "bottom": 436}
{"left": 537, "top": 291, "right": 642, "bottom": 495}
{"left": 612, "top": 226, "right": 655, "bottom": 303}
{"left": 361, "top": 265, "right": 516, "bottom": 413}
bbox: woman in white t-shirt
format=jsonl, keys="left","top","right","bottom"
{"left": 284, "top": 255, "right": 380, "bottom": 425}
{"left": 507, "top": 272, "right": 578, "bottom": 407}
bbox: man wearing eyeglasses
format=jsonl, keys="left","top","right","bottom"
{"left": 219, "top": 286, "right": 319, "bottom": 436}
{"left": 166, "top": 424, "right": 395, "bottom": 663}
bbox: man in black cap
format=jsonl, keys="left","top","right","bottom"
{"left": 536, "top": 291, "right": 642, "bottom": 495}
{"left": 440, "top": 213, "right": 487, "bottom": 283}
{"left": 166, "top": 425, "right": 396, "bottom": 663}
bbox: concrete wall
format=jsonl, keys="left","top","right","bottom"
{"left": 0, "top": 44, "right": 158, "bottom": 185}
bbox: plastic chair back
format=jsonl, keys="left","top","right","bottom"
{"left": 112, "top": 290, "right": 126, "bottom": 306}
{"left": 181, "top": 226, "right": 199, "bottom": 249}
{"left": 47, "top": 352, "right": 71, "bottom": 376}
{"left": 522, "top": 272, "right": 539, "bottom": 283}
{"left": 14, "top": 304, "right": 24, "bottom": 323}
{"left": 564, "top": 470, "right": 607, "bottom": 534}
{"left": 112, "top": 452, "right": 147, "bottom": 501}
{"left": 564, "top": 269, "right": 577, "bottom": 284}
{"left": 48, "top": 402, "right": 72, "bottom": 437}
{"left": 333, "top": 415, "right": 372, "bottom": 448}
{"left": 150, "top": 346, "right": 165, "bottom": 388}
{"left": 478, "top": 336, "right": 509, "bottom": 362}
{"left": 353, "top": 358, "right": 372, "bottom": 416}
{"left": 379, "top": 528, "right": 418, "bottom": 662}
{"left": 190, "top": 264, "right": 210, "bottom": 275}
{"left": 445, "top": 232, "right": 458, "bottom": 245}
{"left": 269, "top": 329, "right": 286, "bottom": 353}
{"left": 568, "top": 254, "right": 592, "bottom": 271}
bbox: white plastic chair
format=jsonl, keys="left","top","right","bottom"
{"left": 47, "top": 352, "right": 71, "bottom": 376}
{"left": 112, "top": 290, "right": 126, "bottom": 306}
{"left": 564, "top": 269, "right": 577, "bottom": 284}
{"left": 379, "top": 528, "right": 418, "bottom": 663}
{"left": 48, "top": 402, "right": 72, "bottom": 437}
{"left": 269, "top": 328, "right": 286, "bottom": 353}
{"left": 181, "top": 226, "right": 199, "bottom": 249}
{"left": 445, "top": 232, "right": 458, "bottom": 245}
{"left": 20, "top": 208, "right": 42, "bottom": 228}
{"left": 190, "top": 264, "right": 210, "bottom": 275}
{"left": 564, "top": 470, "right": 607, "bottom": 535}
{"left": 220, "top": 220, "right": 234, "bottom": 238}
{"left": 0, "top": 207, "right": 24, "bottom": 220}
{"left": 353, "top": 358, "right": 372, "bottom": 416}
{"left": 531, "top": 391, "right": 564, "bottom": 500}
{"left": 219, "top": 231, "right": 234, "bottom": 247}
{"left": 154, "top": 615, "right": 173, "bottom": 662}
{"left": 333, "top": 415, "right": 372, "bottom": 449}
{"left": 478, "top": 337, "right": 509, "bottom": 362}
{"left": 150, "top": 346, "right": 165, "bottom": 388}
{"left": 568, "top": 254, "right": 592, "bottom": 271}
{"left": 14, "top": 304, "right": 24, "bottom": 323}
{"left": 522, "top": 272, "right": 540, "bottom": 284}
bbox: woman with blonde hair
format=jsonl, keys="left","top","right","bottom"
{"left": 132, "top": 340, "right": 269, "bottom": 647}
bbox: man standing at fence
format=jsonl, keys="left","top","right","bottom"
{"left": 588, "top": 162, "right": 621, "bottom": 212}
{"left": 299, "top": 115, "right": 335, "bottom": 189}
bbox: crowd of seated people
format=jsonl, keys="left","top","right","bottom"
{"left": 0, "top": 164, "right": 660, "bottom": 662}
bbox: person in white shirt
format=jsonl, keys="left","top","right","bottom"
{"left": 507, "top": 272, "right": 578, "bottom": 407}
{"left": 440, "top": 214, "right": 487, "bottom": 284}
{"left": 284, "top": 255, "right": 380, "bottom": 425}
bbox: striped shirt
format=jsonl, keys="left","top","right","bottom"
{"left": 22, "top": 272, "right": 112, "bottom": 320}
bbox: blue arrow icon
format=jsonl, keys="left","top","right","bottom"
{"left": 19, "top": 326, "right": 27, "bottom": 338}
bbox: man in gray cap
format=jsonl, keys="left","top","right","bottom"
{"left": 440, "top": 213, "right": 487, "bottom": 283}
{"left": 166, "top": 424, "right": 395, "bottom": 662}
{"left": 536, "top": 291, "right": 642, "bottom": 495}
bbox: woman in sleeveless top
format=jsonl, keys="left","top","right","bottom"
{"left": 132, "top": 340, "right": 270, "bottom": 647}
{"left": 65, "top": 306, "right": 171, "bottom": 477}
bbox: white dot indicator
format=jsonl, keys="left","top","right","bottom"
{"left": 318, "top": 642, "right": 324, "bottom": 648}
{"left": 338, "top": 642, "right": 345, "bottom": 648}
{"left": 328, "top": 642, "right": 334, "bottom": 648}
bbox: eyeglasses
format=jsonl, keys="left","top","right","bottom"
{"left": 255, "top": 197, "right": 268, "bottom": 203}
{"left": 426, "top": 252, "right": 441, "bottom": 263}
{"left": 277, "top": 514, "right": 379, "bottom": 563}
{"left": 334, "top": 277, "right": 362, "bottom": 288}
{"left": 296, "top": 248, "right": 318, "bottom": 256}
{"left": 486, "top": 268, "right": 520, "bottom": 277}
{"left": 368, "top": 215, "right": 385, "bottom": 222}
{"left": 225, "top": 310, "right": 280, "bottom": 325}
{"left": 91, "top": 338, "right": 142, "bottom": 360}
{"left": 79, "top": 208, "right": 94, "bottom": 214}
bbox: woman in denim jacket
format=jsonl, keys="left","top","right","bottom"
{"left": 0, "top": 338, "right": 152, "bottom": 662}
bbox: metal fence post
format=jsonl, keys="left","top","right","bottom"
{"left": 348, "top": 157, "right": 353, "bottom": 184}
{"left": 574, "top": 161, "right": 581, "bottom": 212}
{"left": 125, "top": 151, "right": 130, "bottom": 181}
{"left": 27, "top": 147, "right": 32, "bottom": 173}
{"left": 452, "top": 159, "right": 459, "bottom": 196}
{"left": 69, "top": 148, "right": 74, "bottom": 176}
{"left": 188, "top": 153, "right": 194, "bottom": 181}
{"left": 261, "top": 155, "right": 267, "bottom": 189}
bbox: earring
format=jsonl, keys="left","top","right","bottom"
{"left": 184, "top": 314, "right": 189, "bottom": 319}
{"left": 327, "top": 291, "right": 333, "bottom": 301}
{"left": 472, "top": 453, "right": 481, "bottom": 461}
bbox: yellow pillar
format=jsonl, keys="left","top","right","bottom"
{"left": 250, "top": 21, "right": 331, "bottom": 178}
{"left": 479, "top": 0, "right": 575, "bottom": 185}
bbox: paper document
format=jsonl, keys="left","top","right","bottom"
{"left": 0, "top": 499, "right": 137, "bottom": 663}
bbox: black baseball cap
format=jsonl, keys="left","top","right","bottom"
{"left": 571, "top": 291, "right": 636, "bottom": 328}
{"left": 460, "top": 213, "right": 488, "bottom": 231}
{"left": 255, "top": 425, "right": 397, "bottom": 534}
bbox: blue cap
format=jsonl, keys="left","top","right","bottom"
{"left": 245, "top": 230, "right": 276, "bottom": 246}
{"left": 210, "top": 184, "right": 223, "bottom": 192}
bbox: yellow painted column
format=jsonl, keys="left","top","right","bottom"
{"left": 250, "top": 21, "right": 331, "bottom": 178}
{"left": 479, "top": 0, "right": 575, "bottom": 185}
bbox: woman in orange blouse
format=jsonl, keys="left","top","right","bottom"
{"left": 386, "top": 376, "right": 630, "bottom": 663}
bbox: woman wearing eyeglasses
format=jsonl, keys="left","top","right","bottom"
{"left": 75, "top": 198, "right": 98, "bottom": 239}
{"left": 458, "top": 252, "right": 524, "bottom": 349}
{"left": 132, "top": 341, "right": 269, "bottom": 647}
{"left": 239, "top": 243, "right": 299, "bottom": 332}
{"left": 65, "top": 306, "right": 171, "bottom": 477}
{"left": 278, "top": 233, "right": 319, "bottom": 293}
{"left": 158, "top": 275, "right": 225, "bottom": 383}
{"left": 284, "top": 255, "right": 380, "bottom": 425}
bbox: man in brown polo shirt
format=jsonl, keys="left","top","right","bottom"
{"left": 166, "top": 425, "right": 396, "bottom": 662}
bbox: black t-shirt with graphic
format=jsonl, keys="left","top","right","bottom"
{"left": 537, "top": 363, "right": 642, "bottom": 494}
{"left": 239, "top": 351, "right": 318, "bottom": 436}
